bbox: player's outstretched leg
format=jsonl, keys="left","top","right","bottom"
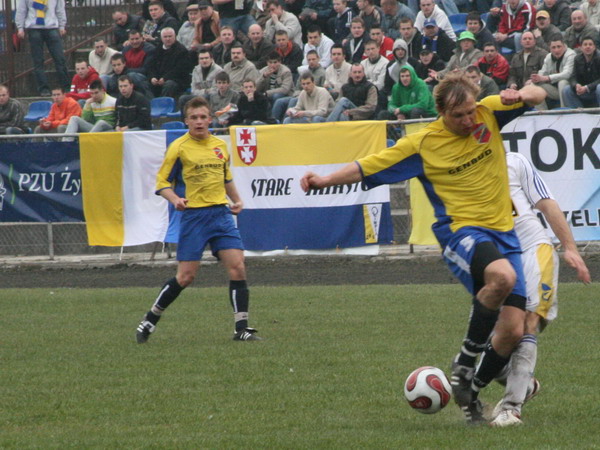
{"left": 136, "top": 277, "right": 185, "bottom": 343}
{"left": 229, "top": 280, "right": 262, "bottom": 341}
{"left": 451, "top": 297, "right": 499, "bottom": 423}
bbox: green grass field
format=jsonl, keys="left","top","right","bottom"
{"left": 2, "top": 284, "right": 599, "bottom": 449}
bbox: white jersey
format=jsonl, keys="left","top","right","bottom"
{"left": 507, "top": 152, "right": 554, "bottom": 252}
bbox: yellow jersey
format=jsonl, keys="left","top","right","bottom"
{"left": 156, "top": 133, "right": 232, "bottom": 208}
{"left": 358, "top": 96, "right": 529, "bottom": 234}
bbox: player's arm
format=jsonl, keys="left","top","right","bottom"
{"left": 536, "top": 198, "right": 591, "bottom": 284}
{"left": 499, "top": 84, "right": 546, "bottom": 107}
{"left": 225, "top": 180, "right": 243, "bottom": 215}
{"left": 156, "top": 145, "right": 187, "bottom": 210}
{"left": 517, "top": 84, "right": 546, "bottom": 107}
{"left": 300, "top": 162, "right": 362, "bottom": 192}
{"left": 159, "top": 187, "right": 188, "bottom": 211}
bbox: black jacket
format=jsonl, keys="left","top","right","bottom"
{"left": 116, "top": 91, "right": 152, "bottom": 130}
{"left": 148, "top": 41, "right": 192, "bottom": 88}
{"left": 243, "top": 39, "right": 276, "bottom": 70}
{"left": 112, "top": 14, "right": 143, "bottom": 51}
{"left": 571, "top": 50, "right": 600, "bottom": 92}
{"left": 421, "top": 29, "right": 455, "bottom": 63}
{"left": 231, "top": 92, "right": 271, "bottom": 124}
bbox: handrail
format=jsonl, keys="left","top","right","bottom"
{"left": 0, "top": 26, "right": 113, "bottom": 87}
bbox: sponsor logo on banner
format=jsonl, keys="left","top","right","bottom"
{"left": 363, "top": 203, "right": 382, "bottom": 243}
{"left": 0, "top": 175, "right": 6, "bottom": 211}
{"left": 236, "top": 127, "right": 257, "bottom": 165}
{"left": 213, "top": 147, "right": 224, "bottom": 160}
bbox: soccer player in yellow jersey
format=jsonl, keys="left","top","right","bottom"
{"left": 301, "top": 71, "right": 547, "bottom": 424}
{"left": 136, "top": 96, "right": 261, "bottom": 343}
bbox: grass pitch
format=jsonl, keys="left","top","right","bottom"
{"left": 2, "top": 284, "right": 599, "bottom": 448}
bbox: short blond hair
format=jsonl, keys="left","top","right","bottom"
{"left": 434, "top": 71, "right": 480, "bottom": 114}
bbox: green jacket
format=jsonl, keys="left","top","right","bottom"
{"left": 388, "top": 65, "right": 436, "bottom": 117}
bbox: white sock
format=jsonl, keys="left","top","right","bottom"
{"left": 501, "top": 334, "right": 538, "bottom": 414}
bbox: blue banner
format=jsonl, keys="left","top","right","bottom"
{"left": 0, "top": 141, "right": 84, "bottom": 222}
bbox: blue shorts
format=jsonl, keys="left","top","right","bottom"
{"left": 177, "top": 205, "right": 244, "bottom": 261}
{"left": 440, "top": 226, "right": 526, "bottom": 297}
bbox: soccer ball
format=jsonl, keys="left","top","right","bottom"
{"left": 404, "top": 366, "right": 452, "bottom": 414}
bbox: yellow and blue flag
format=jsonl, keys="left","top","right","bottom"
{"left": 230, "top": 121, "right": 393, "bottom": 250}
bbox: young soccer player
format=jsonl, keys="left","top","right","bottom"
{"left": 135, "top": 96, "right": 261, "bottom": 343}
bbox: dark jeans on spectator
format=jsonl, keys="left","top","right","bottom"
{"left": 151, "top": 80, "right": 184, "bottom": 101}
{"left": 27, "top": 28, "right": 70, "bottom": 95}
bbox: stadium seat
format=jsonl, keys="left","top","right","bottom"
{"left": 24, "top": 100, "right": 52, "bottom": 121}
{"left": 166, "top": 111, "right": 181, "bottom": 118}
{"left": 387, "top": 139, "right": 395, "bottom": 147}
{"left": 449, "top": 13, "right": 468, "bottom": 35}
{"left": 161, "top": 121, "right": 186, "bottom": 129}
{"left": 151, "top": 96, "right": 176, "bottom": 118}
{"left": 480, "top": 12, "right": 489, "bottom": 23}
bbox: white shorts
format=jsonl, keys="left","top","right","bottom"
{"left": 521, "top": 243, "right": 559, "bottom": 323}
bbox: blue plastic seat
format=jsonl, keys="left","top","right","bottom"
{"left": 449, "top": 13, "right": 468, "bottom": 35}
{"left": 24, "top": 100, "right": 52, "bottom": 121}
{"left": 387, "top": 138, "right": 395, "bottom": 147}
{"left": 166, "top": 111, "right": 181, "bottom": 118}
{"left": 480, "top": 12, "right": 489, "bottom": 23}
{"left": 161, "top": 121, "right": 186, "bottom": 129}
{"left": 151, "top": 96, "right": 176, "bottom": 118}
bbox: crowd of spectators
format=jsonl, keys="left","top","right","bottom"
{"left": 3, "top": 0, "right": 600, "bottom": 136}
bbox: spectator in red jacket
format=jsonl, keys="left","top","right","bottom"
{"left": 477, "top": 43, "right": 510, "bottom": 89}
{"left": 66, "top": 59, "right": 100, "bottom": 101}
{"left": 494, "top": 0, "right": 536, "bottom": 52}
{"left": 369, "top": 24, "right": 395, "bottom": 61}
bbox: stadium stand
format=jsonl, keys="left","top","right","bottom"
{"left": 150, "top": 96, "right": 176, "bottom": 118}
{"left": 24, "top": 100, "right": 52, "bottom": 122}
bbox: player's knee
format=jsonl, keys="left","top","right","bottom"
{"left": 487, "top": 268, "right": 516, "bottom": 299}
{"left": 228, "top": 261, "right": 246, "bottom": 280}
{"left": 176, "top": 272, "right": 195, "bottom": 287}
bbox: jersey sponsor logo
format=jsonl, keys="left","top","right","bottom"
{"left": 448, "top": 149, "right": 492, "bottom": 175}
{"left": 213, "top": 147, "right": 224, "bottom": 160}
{"left": 472, "top": 123, "right": 491, "bottom": 144}
{"left": 236, "top": 127, "right": 257, "bottom": 165}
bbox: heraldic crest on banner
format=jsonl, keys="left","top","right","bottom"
{"left": 236, "top": 127, "right": 257, "bottom": 165}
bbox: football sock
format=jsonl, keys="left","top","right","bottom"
{"left": 501, "top": 334, "right": 538, "bottom": 413}
{"left": 148, "top": 277, "right": 184, "bottom": 323}
{"left": 457, "top": 298, "right": 499, "bottom": 368}
{"left": 230, "top": 280, "right": 249, "bottom": 331}
{"left": 472, "top": 342, "right": 510, "bottom": 399}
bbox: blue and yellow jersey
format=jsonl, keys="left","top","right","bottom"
{"left": 156, "top": 133, "right": 232, "bottom": 208}
{"left": 358, "top": 96, "right": 530, "bottom": 239}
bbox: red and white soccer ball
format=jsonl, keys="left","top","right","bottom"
{"left": 404, "top": 366, "right": 452, "bottom": 414}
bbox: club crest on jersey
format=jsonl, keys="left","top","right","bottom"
{"left": 236, "top": 127, "right": 257, "bottom": 165}
{"left": 472, "top": 123, "right": 491, "bottom": 144}
{"left": 213, "top": 147, "right": 224, "bottom": 159}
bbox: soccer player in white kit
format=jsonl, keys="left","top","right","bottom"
{"left": 490, "top": 152, "right": 591, "bottom": 427}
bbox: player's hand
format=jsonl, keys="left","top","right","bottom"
{"left": 500, "top": 88, "right": 521, "bottom": 105}
{"left": 300, "top": 171, "right": 326, "bottom": 192}
{"left": 173, "top": 197, "right": 188, "bottom": 211}
{"left": 563, "top": 249, "right": 591, "bottom": 284}
{"left": 229, "top": 201, "right": 243, "bottom": 215}
{"left": 18, "top": 30, "right": 25, "bottom": 39}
